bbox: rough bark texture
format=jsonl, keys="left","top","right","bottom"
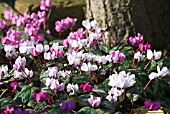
{"left": 86, "top": 0, "right": 170, "bottom": 49}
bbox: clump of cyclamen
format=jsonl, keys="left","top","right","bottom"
{"left": 106, "top": 71, "right": 135, "bottom": 102}
{"left": 55, "top": 17, "right": 77, "bottom": 33}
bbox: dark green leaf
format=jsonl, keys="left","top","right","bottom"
{"left": 77, "top": 107, "right": 96, "bottom": 114}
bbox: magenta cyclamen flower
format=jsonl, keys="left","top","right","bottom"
{"left": 144, "top": 100, "right": 161, "bottom": 111}
{"left": 139, "top": 43, "right": 151, "bottom": 52}
{"left": 10, "top": 82, "right": 20, "bottom": 92}
{"left": 32, "top": 91, "right": 49, "bottom": 103}
{"left": 59, "top": 100, "right": 76, "bottom": 111}
{"left": 80, "top": 82, "right": 94, "bottom": 92}
{"left": 3, "top": 107, "right": 14, "bottom": 114}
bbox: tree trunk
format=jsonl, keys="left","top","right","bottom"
{"left": 86, "top": 0, "right": 170, "bottom": 49}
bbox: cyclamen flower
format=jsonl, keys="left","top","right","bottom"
{"left": 58, "top": 70, "right": 71, "bottom": 78}
{"left": 81, "top": 62, "right": 98, "bottom": 72}
{"left": 95, "top": 55, "right": 108, "bottom": 64}
{"left": 149, "top": 66, "right": 169, "bottom": 80}
{"left": 19, "top": 40, "right": 34, "bottom": 54}
{"left": 25, "top": 68, "right": 33, "bottom": 78}
{"left": 44, "top": 52, "right": 55, "bottom": 60}
{"left": 48, "top": 66, "right": 59, "bottom": 78}
{"left": 40, "top": 0, "right": 53, "bottom": 11}
{"left": 147, "top": 50, "right": 162, "bottom": 60}
{"left": 13, "top": 56, "right": 26, "bottom": 72}
{"left": 14, "top": 70, "right": 23, "bottom": 79}
{"left": 88, "top": 95, "right": 101, "bottom": 107}
{"left": 14, "top": 108, "right": 29, "bottom": 114}
{"left": 3, "top": 107, "right": 14, "bottom": 114}
{"left": 0, "top": 65, "right": 8, "bottom": 77}
{"left": 50, "top": 42, "right": 64, "bottom": 58}
{"left": 59, "top": 100, "right": 76, "bottom": 111}
{"left": 129, "top": 33, "right": 144, "bottom": 46}
{"left": 0, "top": 20, "right": 7, "bottom": 30}
{"left": 139, "top": 43, "right": 151, "bottom": 52}
{"left": 82, "top": 20, "right": 98, "bottom": 30}
{"left": 108, "top": 51, "right": 126, "bottom": 63}
{"left": 4, "top": 10, "right": 13, "bottom": 20}
{"left": 55, "top": 17, "right": 77, "bottom": 32}
{"left": 32, "top": 91, "right": 49, "bottom": 102}
{"left": 67, "top": 83, "right": 79, "bottom": 94}
{"left": 106, "top": 87, "right": 124, "bottom": 102}
{"left": 36, "top": 43, "right": 44, "bottom": 53}
{"left": 80, "top": 82, "right": 94, "bottom": 92}
{"left": 134, "top": 51, "right": 145, "bottom": 61}
{"left": 46, "top": 78, "right": 65, "bottom": 91}
{"left": 144, "top": 100, "right": 161, "bottom": 111}
{"left": 108, "top": 71, "right": 136, "bottom": 88}
{"left": 67, "top": 50, "right": 83, "bottom": 65}
{"left": 10, "top": 82, "right": 20, "bottom": 92}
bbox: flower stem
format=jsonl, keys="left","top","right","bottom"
{"left": 140, "top": 79, "right": 152, "bottom": 97}
{"left": 144, "top": 60, "right": 151, "bottom": 69}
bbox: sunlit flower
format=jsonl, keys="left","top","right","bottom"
{"left": 147, "top": 50, "right": 162, "bottom": 60}
{"left": 144, "top": 100, "right": 161, "bottom": 111}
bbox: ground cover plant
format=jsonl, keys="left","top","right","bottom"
{"left": 0, "top": 0, "right": 170, "bottom": 113}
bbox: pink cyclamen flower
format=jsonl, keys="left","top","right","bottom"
{"left": 88, "top": 95, "right": 101, "bottom": 107}
{"left": 10, "top": 82, "right": 20, "bottom": 92}
{"left": 40, "top": 0, "right": 53, "bottom": 11}
{"left": 129, "top": 33, "right": 144, "bottom": 46}
{"left": 4, "top": 10, "right": 13, "bottom": 20}
{"left": 3, "top": 107, "right": 14, "bottom": 114}
{"left": 80, "top": 82, "right": 94, "bottom": 92}
{"left": 0, "top": 20, "right": 7, "bottom": 30}
{"left": 32, "top": 91, "right": 50, "bottom": 103}
{"left": 144, "top": 100, "right": 161, "bottom": 111}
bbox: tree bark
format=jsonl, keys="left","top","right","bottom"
{"left": 86, "top": 0, "right": 170, "bottom": 49}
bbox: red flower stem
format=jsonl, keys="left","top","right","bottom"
{"left": 144, "top": 60, "right": 151, "bottom": 69}
{"left": 140, "top": 79, "right": 152, "bottom": 97}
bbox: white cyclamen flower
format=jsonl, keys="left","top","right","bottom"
{"left": 134, "top": 51, "right": 145, "bottom": 61}
{"left": 147, "top": 50, "right": 162, "bottom": 60}
{"left": 149, "top": 66, "right": 169, "bottom": 80}
{"left": 81, "top": 62, "right": 98, "bottom": 72}
{"left": 67, "top": 83, "right": 79, "bottom": 94}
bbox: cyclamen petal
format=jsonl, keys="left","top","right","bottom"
{"left": 144, "top": 100, "right": 161, "bottom": 111}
